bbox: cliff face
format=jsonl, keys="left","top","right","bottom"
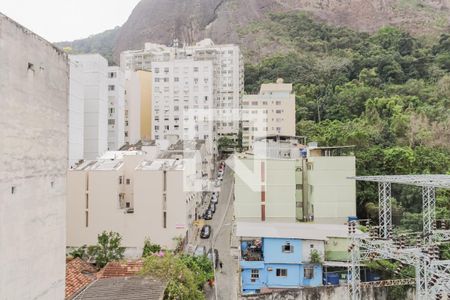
{"left": 59, "top": 0, "right": 450, "bottom": 64}
{"left": 112, "top": 0, "right": 450, "bottom": 61}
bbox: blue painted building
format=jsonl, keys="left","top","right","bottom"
{"left": 236, "top": 222, "right": 351, "bottom": 294}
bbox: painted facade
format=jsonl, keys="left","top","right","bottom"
{"left": 236, "top": 222, "right": 356, "bottom": 295}
{"left": 240, "top": 237, "right": 323, "bottom": 294}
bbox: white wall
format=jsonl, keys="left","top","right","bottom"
{"left": 70, "top": 54, "right": 108, "bottom": 160}
{"left": 308, "top": 156, "right": 357, "bottom": 224}
{"left": 0, "top": 13, "right": 68, "bottom": 299}
{"left": 69, "top": 59, "right": 85, "bottom": 167}
{"left": 107, "top": 66, "right": 125, "bottom": 150}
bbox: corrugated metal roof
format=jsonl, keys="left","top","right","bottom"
{"left": 236, "top": 222, "right": 356, "bottom": 240}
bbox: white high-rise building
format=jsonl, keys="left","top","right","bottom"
{"left": 0, "top": 13, "right": 68, "bottom": 299}
{"left": 107, "top": 66, "right": 125, "bottom": 150}
{"left": 120, "top": 39, "right": 244, "bottom": 137}
{"left": 70, "top": 54, "right": 108, "bottom": 160}
{"left": 151, "top": 59, "right": 214, "bottom": 143}
{"left": 184, "top": 39, "right": 244, "bottom": 136}
{"left": 69, "top": 58, "right": 85, "bottom": 167}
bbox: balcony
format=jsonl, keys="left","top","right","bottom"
{"left": 241, "top": 240, "right": 263, "bottom": 261}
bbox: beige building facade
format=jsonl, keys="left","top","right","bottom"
{"left": 242, "top": 79, "right": 296, "bottom": 148}
{"left": 233, "top": 137, "right": 356, "bottom": 224}
{"left": 125, "top": 70, "right": 153, "bottom": 144}
{"left": 67, "top": 141, "right": 212, "bottom": 256}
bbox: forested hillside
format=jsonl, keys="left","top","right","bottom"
{"left": 245, "top": 13, "right": 450, "bottom": 222}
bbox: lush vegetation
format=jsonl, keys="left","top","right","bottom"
{"left": 245, "top": 13, "right": 450, "bottom": 224}
{"left": 57, "top": 27, "right": 120, "bottom": 64}
{"left": 142, "top": 238, "right": 162, "bottom": 256}
{"left": 68, "top": 231, "right": 125, "bottom": 268}
{"left": 141, "top": 252, "right": 214, "bottom": 300}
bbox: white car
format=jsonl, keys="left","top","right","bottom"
{"left": 194, "top": 246, "right": 206, "bottom": 256}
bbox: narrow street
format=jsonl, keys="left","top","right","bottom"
{"left": 194, "top": 165, "right": 239, "bottom": 300}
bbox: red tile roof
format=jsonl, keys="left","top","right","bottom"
{"left": 65, "top": 258, "right": 97, "bottom": 299}
{"left": 97, "top": 260, "right": 144, "bottom": 279}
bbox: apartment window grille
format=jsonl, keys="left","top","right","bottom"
{"left": 251, "top": 269, "right": 259, "bottom": 282}
{"left": 276, "top": 269, "right": 287, "bottom": 277}
{"left": 282, "top": 242, "right": 294, "bottom": 253}
{"left": 119, "top": 176, "right": 123, "bottom": 184}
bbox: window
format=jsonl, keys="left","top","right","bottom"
{"left": 86, "top": 194, "right": 89, "bottom": 209}
{"left": 296, "top": 184, "right": 303, "bottom": 190}
{"left": 282, "top": 242, "right": 294, "bottom": 253}
{"left": 304, "top": 267, "right": 314, "bottom": 279}
{"left": 108, "top": 72, "right": 116, "bottom": 78}
{"left": 119, "top": 176, "right": 123, "bottom": 184}
{"left": 85, "top": 211, "right": 88, "bottom": 227}
{"left": 11, "top": 186, "right": 16, "bottom": 194}
{"left": 126, "top": 178, "right": 131, "bottom": 185}
{"left": 194, "top": 67, "right": 199, "bottom": 72}
{"left": 108, "top": 119, "right": 115, "bottom": 125}
{"left": 251, "top": 269, "right": 259, "bottom": 282}
{"left": 163, "top": 212, "right": 167, "bottom": 228}
{"left": 276, "top": 269, "right": 287, "bottom": 277}
{"left": 108, "top": 85, "right": 115, "bottom": 91}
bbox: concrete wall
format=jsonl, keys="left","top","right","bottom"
{"left": 0, "top": 13, "right": 68, "bottom": 299}
{"left": 69, "top": 58, "right": 85, "bottom": 167}
{"left": 67, "top": 157, "right": 196, "bottom": 254}
{"left": 107, "top": 66, "right": 125, "bottom": 150}
{"left": 234, "top": 158, "right": 296, "bottom": 222}
{"left": 70, "top": 54, "right": 108, "bottom": 160}
{"left": 307, "top": 156, "right": 356, "bottom": 224}
{"left": 242, "top": 285, "right": 415, "bottom": 300}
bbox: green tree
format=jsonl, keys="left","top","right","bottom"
{"left": 88, "top": 231, "right": 125, "bottom": 268}
{"left": 141, "top": 252, "right": 212, "bottom": 300}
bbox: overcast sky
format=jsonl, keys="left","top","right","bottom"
{"left": 0, "top": 0, "right": 141, "bottom": 42}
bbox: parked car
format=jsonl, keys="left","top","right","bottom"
{"left": 211, "top": 196, "right": 218, "bottom": 204}
{"left": 194, "top": 245, "right": 206, "bottom": 256}
{"left": 200, "top": 225, "right": 211, "bottom": 239}
{"left": 207, "top": 248, "right": 220, "bottom": 268}
{"left": 215, "top": 180, "right": 221, "bottom": 187}
{"left": 204, "top": 210, "right": 213, "bottom": 220}
{"left": 209, "top": 202, "right": 216, "bottom": 213}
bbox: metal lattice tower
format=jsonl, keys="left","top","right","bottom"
{"left": 348, "top": 175, "right": 450, "bottom": 300}
{"left": 378, "top": 182, "right": 392, "bottom": 239}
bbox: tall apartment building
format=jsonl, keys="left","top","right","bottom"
{"left": 0, "top": 13, "right": 68, "bottom": 299}
{"left": 69, "top": 58, "right": 85, "bottom": 167}
{"left": 124, "top": 70, "right": 153, "bottom": 145}
{"left": 151, "top": 59, "right": 214, "bottom": 143}
{"left": 67, "top": 144, "right": 210, "bottom": 255}
{"left": 107, "top": 66, "right": 125, "bottom": 150}
{"left": 120, "top": 39, "right": 244, "bottom": 137}
{"left": 70, "top": 54, "right": 108, "bottom": 160}
{"left": 234, "top": 136, "right": 356, "bottom": 224}
{"left": 242, "top": 79, "right": 296, "bottom": 148}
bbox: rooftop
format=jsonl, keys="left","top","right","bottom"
{"left": 65, "top": 258, "right": 97, "bottom": 300}
{"left": 73, "top": 276, "right": 165, "bottom": 300}
{"left": 236, "top": 222, "right": 356, "bottom": 240}
{"left": 136, "top": 159, "right": 184, "bottom": 171}
{"left": 260, "top": 78, "right": 293, "bottom": 93}
{"left": 97, "top": 260, "right": 143, "bottom": 279}
{"left": 168, "top": 139, "right": 205, "bottom": 151}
